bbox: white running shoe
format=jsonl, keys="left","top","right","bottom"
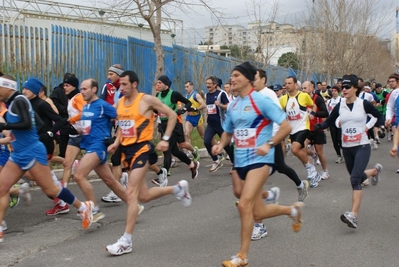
{"left": 320, "top": 170, "right": 329, "bottom": 180}
{"left": 106, "top": 237, "right": 133, "bottom": 256}
{"left": 174, "top": 180, "right": 192, "bottom": 207}
{"left": 209, "top": 161, "right": 223, "bottom": 172}
{"left": 158, "top": 167, "right": 168, "bottom": 187}
{"left": 362, "top": 178, "right": 370, "bottom": 186}
{"left": 251, "top": 223, "right": 267, "bottom": 240}
{"left": 120, "top": 172, "right": 129, "bottom": 188}
{"left": 265, "top": 187, "right": 280, "bottom": 204}
{"left": 335, "top": 156, "right": 344, "bottom": 164}
{"left": 1, "top": 220, "right": 7, "bottom": 231}
{"left": 101, "top": 191, "right": 122, "bottom": 203}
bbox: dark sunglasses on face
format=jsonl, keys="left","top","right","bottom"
{"left": 342, "top": 85, "right": 352, "bottom": 89}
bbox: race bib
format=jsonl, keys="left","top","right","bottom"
{"left": 342, "top": 127, "right": 361, "bottom": 143}
{"left": 119, "top": 120, "right": 137, "bottom": 138}
{"left": 287, "top": 110, "right": 301, "bottom": 121}
{"left": 9, "top": 131, "right": 16, "bottom": 142}
{"left": 234, "top": 128, "right": 256, "bottom": 149}
{"left": 81, "top": 120, "right": 92, "bottom": 135}
{"left": 207, "top": 104, "right": 217, "bottom": 115}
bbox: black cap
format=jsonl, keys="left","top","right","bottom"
{"left": 233, "top": 62, "right": 257, "bottom": 82}
{"left": 64, "top": 76, "right": 79, "bottom": 88}
{"left": 157, "top": 75, "right": 172, "bottom": 88}
{"left": 375, "top": 83, "right": 382, "bottom": 88}
{"left": 341, "top": 74, "right": 358, "bottom": 87}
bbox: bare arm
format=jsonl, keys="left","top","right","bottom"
{"left": 195, "top": 93, "right": 206, "bottom": 110}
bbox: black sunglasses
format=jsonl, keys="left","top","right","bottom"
{"left": 342, "top": 85, "right": 352, "bottom": 89}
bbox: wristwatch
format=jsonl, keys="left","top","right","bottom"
{"left": 266, "top": 140, "right": 274, "bottom": 147}
{"left": 162, "top": 135, "right": 170, "bottom": 141}
{"left": 47, "top": 131, "right": 54, "bottom": 138}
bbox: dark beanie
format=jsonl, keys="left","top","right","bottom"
{"left": 157, "top": 75, "right": 172, "bottom": 88}
{"left": 23, "top": 78, "right": 44, "bottom": 95}
{"left": 64, "top": 76, "right": 79, "bottom": 88}
{"left": 233, "top": 62, "right": 257, "bottom": 82}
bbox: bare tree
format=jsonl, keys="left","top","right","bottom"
{"left": 97, "top": 0, "right": 222, "bottom": 95}
{"left": 298, "top": 0, "right": 395, "bottom": 82}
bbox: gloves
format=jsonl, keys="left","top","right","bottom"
{"left": 0, "top": 123, "right": 5, "bottom": 132}
{"left": 313, "top": 124, "right": 322, "bottom": 131}
{"left": 103, "top": 137, "right": 115, "bottom": 147}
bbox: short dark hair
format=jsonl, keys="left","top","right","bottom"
{"left": 317, "top": 81, "right": 322, "bottom": 85}
{"left": 358, "top": 77, "right": 364, "bottom": 82}
{"left": 388, "top": 74, "right": 399, "bottom": 81}
{"left": 121, "top": 71, "right": 139, "bottom": 85}
{"left": 185, "top": 81, "right": 193, "bottom": 85}
{"left": 286, "top": 76, "right": 297, "bottom": 83}
{"left": 0, "top": 71, "right": 3, "bottom": 77}
{"left": 40, "top": 85, "right": 48, "bottom": 96}
{"left": 257, "top": 69, "right": 267, "bottom": 83}
{"left": 310, "top": 81, "right": 315, "bottom": 87}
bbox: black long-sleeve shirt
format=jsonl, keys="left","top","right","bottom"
{"left": 29, "top": 97, "right": 68, "bottom": 134}
{"left": 313, "top": 94, "right": 328, "bottom": 118}
{"left": 50, "top": 84, "right": 68, "bottom": 119}
{"left": 155, "top": 89, "right": 192, "bottom": 114}
{"left": 3, "top": 92, "right": 44, "bottom": 132}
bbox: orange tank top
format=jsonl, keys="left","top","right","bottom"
{"left": 117, "top": 93, "right": 154, "bottom": 146}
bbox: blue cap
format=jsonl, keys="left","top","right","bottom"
{"left": 273, "top": 84, "right": 282, "bottom": 91}
{"left": 23, "top": 78, "right": 44, "bottom": 95}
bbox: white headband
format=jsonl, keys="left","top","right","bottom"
{"left": 0, "top": 77, "right": 17, "bottom": 90}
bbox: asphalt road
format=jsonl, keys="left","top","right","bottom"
{"left": 1, "top": 136, "right": 399, "bottom": 267}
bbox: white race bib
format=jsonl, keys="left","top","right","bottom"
{"left": 81, "top": 120, "right": 92, "bottom": 135}
{"left": 234, "top": 128, "right": 256, "bottom": 149}
{"left": 119, "top": 119, "right": 137, "bottom": 137}
{"left": 207, "top": 104, "right": 217, "bottom": 115}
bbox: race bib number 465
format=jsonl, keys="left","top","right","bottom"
{"left": 234, "top": 128, "right": 256, "bottom": 149}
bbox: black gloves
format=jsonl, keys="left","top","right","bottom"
{"left": 0, "top": 123, "right": 5, "bottom": 132}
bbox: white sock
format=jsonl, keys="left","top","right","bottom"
{"left": 189, "top": 161, "right": 195, "bottom": 168}
{"left": 305, "top": 162, "right": 312, "bottom": 168}
{"left": 78, "top": 202, "right": 86, "bottom": 212}
{"left": 290, "top": 206, "right": 298, "bottom": 217}
{"left": 122, "top": 232, "right": 132, "bottom": 243}
{"left": 297, "top": 181, "right": 304, "bottom": 189}
{"left": 59, "top": 200, "right": 66, "bottom": 207}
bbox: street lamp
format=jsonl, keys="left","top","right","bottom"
{"left": 98, "top": 10, "right": 105, "bottom": 34}
{"left": 138, "top": 23, "right": 144, "bottom": 39}
{"left": 171, "top": 33, "right": 176, "bottom": 45}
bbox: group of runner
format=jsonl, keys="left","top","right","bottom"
{"left": 0, "top": 64, "right": 398, "bottom": 267}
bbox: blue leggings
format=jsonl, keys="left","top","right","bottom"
{"left": 342, "top": 144, "right": 370, "bottom": 190}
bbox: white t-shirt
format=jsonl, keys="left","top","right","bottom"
{"left": 259, "top": 87, "right": 282, "bottom": 135}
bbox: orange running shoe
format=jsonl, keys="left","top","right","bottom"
{"left": 291, "top": 202, "right": 304, "bottom": 232}
{"left": 222, "top": 253, "right": 248, "bottom": 267}
{"left": 80, "top": 200, "right": 94, "bottom": 230}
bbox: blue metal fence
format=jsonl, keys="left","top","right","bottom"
{"left": 0, "top": 23, "right": 323, "bottom": 95}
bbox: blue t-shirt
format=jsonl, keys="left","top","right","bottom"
{"left": 80, "top": 98, "right": 117, "bottom": 150}
{"left": 223, "top": 91, "right": 286, "bottom": 167}
{"left": 206, "top": 90, "right": 229, "bottom": 127}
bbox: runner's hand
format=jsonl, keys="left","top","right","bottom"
{"left": 156, "top": 140, "right": 169, "bottom": 152}
{"left": 212, "top": 144, "right": 223, "bottom": 155}
{"left": 257, "top": 144, "right": 270, "bottom": 156}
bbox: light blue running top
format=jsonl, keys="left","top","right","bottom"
{"left": 223, "top": 90, "right": 286, "bottom": 168}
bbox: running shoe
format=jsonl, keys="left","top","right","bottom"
{"left": 251, "top": 223, "right": 267, "bottom": 241}
{"left": 361, "top": 178, "right": 370, "bottom": 186}
{"left": 290, "top": 202, "right": 304, "bottom": 232}
{"left": 1, "top": 220, "right": 7, "bottom": 231}
{"left": 158, "top": 167, "right": 168, "bottom": 186}
{"left": 222, "top": 253, "right": 248, "bottom": 267}
{"left": 193, "top": 146, "right": 200, "bottom": 161}
{"left": 174, "top": 180, "right": 192, "bottom": 207}
{"left": 217, "top": 153, "right": 225, "bottom": 162}
{"left": 371, "top": 163, "right": 382, "bottom": 186}
{"left": 285, "top": 142, "right": 292, "bottom": 156}
{"left": 297, "top": 180, "right": 309, "bottom": 202}
{"left": 190, "top": 161, "right": 200, "bottom": 179}
{"left": 101, "top": 191, "right": 122, "bottom": 203}
{"left": 340, "top": 211, "right": 358, "bottom": 228}
{"left": 92, "top": 208, "right": 105, "bottom": 223}
{"left": 335, "top": 156, "right": 344, "bottom": 164}
{"left": 320, "top": 170, "right": 329, "bottom": 180}
{"left": 0, "top": 230, "right": 3, "bottom": 243}
{"left": 209, "top": 160, "right": 223, "bottom": 172}
{"left": 138, "top": 204, "right": 145, "bottom": 217}
{"left": 396, "top": 168, "right": 399, "bottom": 174}
{"left": 170, "top": 158, "right": 178, "bottom": 168}
{"left": 120, "top": 172, "right": 129, "bottom": 188}
{"left": 46, "top": 203, "right": 70, "bottom": 215}
{"left": 265, "top": 187, "right": 280, "bottom": 204}
{"left": 106, "top": 237, "right": 133, "bottom": 256}
{"left": 9, "top": 195, "right": 20, "bottom": 208}
{"left": 80, "top": 200, "right": 94, "bottom": 229}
